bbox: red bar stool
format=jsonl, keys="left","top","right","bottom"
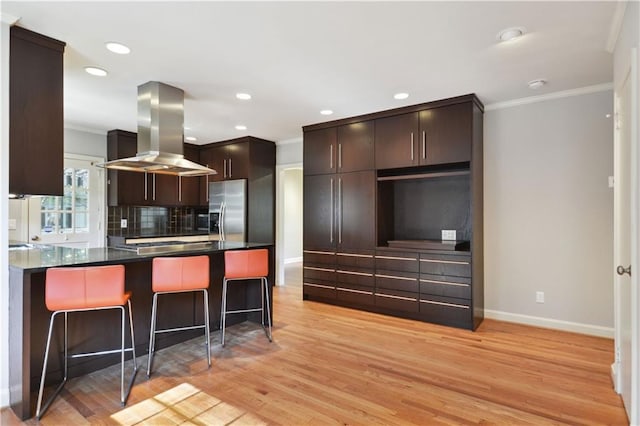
{"left": 36, "top": 264, "right": 137, "bottom": 419}
{"left": 220, "top": 249, "right": 272, "bottom": 346}
{"left": 147, "top": 255, "right": 211, "bottom": 376}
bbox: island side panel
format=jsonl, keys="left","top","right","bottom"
{"left": 8, "top": 267, "right": 32, "bottom": 420}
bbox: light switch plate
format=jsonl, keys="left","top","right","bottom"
{"left": 441, "top": 230, "right": 456, "bottom": 241}
{"left": 121, "top": 219, "right": 128, "bottom": 228}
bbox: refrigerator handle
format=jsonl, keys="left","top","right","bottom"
{"left": 220, "top": 202, "right": 226, "bottom": 241}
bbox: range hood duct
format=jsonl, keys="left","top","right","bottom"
{"left": 97, "top": 81, "right": 216, "bottom": 177}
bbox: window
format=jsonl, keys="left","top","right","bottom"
{"left": 39, "top": 167, "right": 90, "bottom": 235}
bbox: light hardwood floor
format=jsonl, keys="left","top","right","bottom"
{"left": 2, "top": 262, "right": 628, "bottom": 425}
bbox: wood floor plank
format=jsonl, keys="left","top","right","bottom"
{"left": 1, "top": 263, "right": 628, "bottom": 425}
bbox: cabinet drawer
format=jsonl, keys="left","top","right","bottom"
{"left": 303, "top": 283, "right": 336, "bottom": 300}
{"left": 375, "top": 289, "right": 419, "bottom": 313}
{"left": 336, "top": 251, "right": 375, "bottom": 268}
{"left": 420, "top": 274, "right": 471, "bottom": 299}
{"left": 303, "top": 250, "right": 336, "bottom": 266}
{"left": 336, "top": 267, "right": 375, "bottom": 287}
{"left": 303, "top": 265, "right": 335, "bottom": 282}
{"left": 419, "top": 254, "right": 470, "bottom": 277}
{"left": 375, "top": 270, "right": 419, "bottom": 293}
{"left": 336, "top": 285, "right": 374, "bottom": 306}
{"left": 375, "top": 251, "right": 419, "bottom": 272}
{"left": 419, "top": 295, "right": 471, "bottom": 325}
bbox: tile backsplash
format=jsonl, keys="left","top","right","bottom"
{"left": 108, "top": 206, "right": 197, "bottom": 236}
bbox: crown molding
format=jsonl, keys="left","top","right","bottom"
{"left": 485, "top": 83, "right": 614, "bottom": 111}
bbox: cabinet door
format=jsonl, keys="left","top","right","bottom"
{"left": 337, "top": 121, "right": 374, "bottom": 173}
{"left": 107, "top": 130, "right": 147, "bottom": 206}
{"left": 152, "top": 173, "right": 177, "bottom": 205}
{"left": 337, "top": 171, "right": 375, "bottom": 250}
{"left": 180, "top": 144, "right": 201, "bottom": 206}
{"left": 304, "top": 174, "right": 336, "bottom": 250}
{"left": 374, "top": 112, "right": 419, "bottom": 169}
{"left": 10, "top": 27, "right": 65, "bottom": 196}
{"left": 225, "top": 141, "right": 249, "bottom": 180}
{"left": 419, "top": 103, "right": 472, "bottom": 166}
{"left": 304, "top": 127, "right": 336, "bottom": 175}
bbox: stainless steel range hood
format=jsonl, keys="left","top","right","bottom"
{"left": 97, "top": 82, "right": 216, "bottom": 177}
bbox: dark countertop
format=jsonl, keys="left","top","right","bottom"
{"left": 9, "top": 241, "right": 270, "bottom": 272}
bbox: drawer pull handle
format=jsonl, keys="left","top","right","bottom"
{"left": 420, "top": 299, "right": 469, "bottom": 309}
{"left": 376, "top": 274, "right": 417, "bottom": 281}
{"left": 420, "top": 259, "right": 470, "bottom": 265}
{"left": 304, "top": 283, "right": 335, "bottom": 290}
{"left": 337, "top": 253, "right": 374, "bottom": 258}
{"left": 375, "top": 293, "right": 416, "bottom": 302}
{"left": 337, "top": 270, "right": 374, "bottom": 277}
{"left": 337, "top": 288, "right": 373, "bottom": 295}
{"left": 420, "top": 279, "right": 469, "bottom": 287}
{"left": 304, "top": 250, "right": 335, "bottom": 255}
{"left": 304, "top": 266, "right": 335, "bottom": 272}
{"left": 376, "top": 255, "right": 417, "bottom": 261}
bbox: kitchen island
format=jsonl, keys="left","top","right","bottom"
{"left": 8, "top": 241, "right": 274, "bottom": 420}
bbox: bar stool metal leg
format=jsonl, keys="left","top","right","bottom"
{"left": 263, "top": 277, "right": 273, "bottom": 341}
{"left": 203, "top": 289, "right": 211, "bottom": 366}
{"left": 147, "top": 293, "right": 159, "bottom": 376}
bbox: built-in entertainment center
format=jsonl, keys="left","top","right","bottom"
{"left": 302, "top": 94, "right": 483, "bottom": 330}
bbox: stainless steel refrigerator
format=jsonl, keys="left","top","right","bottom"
{"left": 208, "top": 179, "right": 247, "bottom": 241}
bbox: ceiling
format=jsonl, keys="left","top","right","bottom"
{"left": 1, "top": 1, "right": 617, "bottom": 145}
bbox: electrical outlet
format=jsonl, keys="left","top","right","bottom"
{"left": 441, "top": 230, "right": 456, "bottom": 241}
{"left": 121, "top": 219, "right": 128, "bottom": 229}
{"left": 536, "top": 291, "right": 545, "bottom": 303}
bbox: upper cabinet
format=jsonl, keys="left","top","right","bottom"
{"left": 107, "top": 130, "right": 202, "bottom": 207}
{"left": 304, "top": 120, "right": 374, "bottom": 175}
{"left": 375, "top": 101, "right": 473, "bottom": 170}
{"left": 9, "top": 26, "right": 66, "bottom": 196}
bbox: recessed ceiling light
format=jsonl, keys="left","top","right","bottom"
{"left": 236, "top": 93, "right": 251, "bottom": 100}
{"left": 84, "top": 66, "right": 107, "bottom": 77}
{"left": 185, "top": 136, "right": 197, "bottom": 142}
{"left": 320, "top": 110, "right": 333, "bottom": 115}
{"left": 235, "top": 125, "right": 247, "bottom": 131}
{"left": 394, "top": 93, "right": 409, "bottom": 100}
{"left": 527, "top": 79, "right": 547, "bottom": 89}
{"left": 105, "top": 42, "right": 130, "bottom": 54}
{"left": 497, "top": 27, "right": 526, "bottom": 42}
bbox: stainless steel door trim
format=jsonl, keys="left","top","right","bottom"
{"left": 338, "top": 143, "right": 342, "bottom": 169}
{"left": 219, "top": 202, "right": 225, "bottom": 240}
{"left": 330, "top": 144, "right": 333, "bottom": 169}
{"left": 205, "top": 164, "right": 210, "bottom": 201}
{"left": 144, "top": 171, "right": 148, "bottom": 200}
{"left": 420, "top": 259, "right": 470, "bottom": 265}
{"left": 376, "top": 255, "right": 417, "bottom": 261}
{"left": 229, "top": 158, "right": 232, "bottom": 177}
{"left": 223, "top": 159, "right": 227, "bottom": 178}
{"left": 375, "top": 274, "right": 417, "bottom": 281}
{"left": 303, "top": 266, "right": 335, "bottom": 272}
{"left": 330, "top": 178, "right": 334, "bottom": 243}
{"left": 410, "top": 132, "right": 414, "bottom": 161}
{"left": 336, "top": 270, "right": 373, "bottom": 277}
{"left": 304, "top": 283, "right": 335, "bottom": 290}
{"left": 375, "top": 293, "right": 416, "bottom": 302}
{"left": 338, "top": 178, "right": 342, "bottom": 244}
{"left": 419, "top": 299, "right": 469, "bottom": 309}
{"left": 337, "top": 252, "right": 374, "bottom": 258}
{"left": 420, "top": 278, "right": 469, "bottom": 287}
{"left": 337, "top": 287, "right": 373, "bottom": 295}
{"left": 152, "top": 174, "right": 156, "bottom": 200}
{"left": 422, "top": 131, "right": 426, "bottom": 159}
{"left": 178, "top": 176, "right": 182, "bottom": 202}
{"left": 304, "top": 250, "right": 336, "bottom": 255}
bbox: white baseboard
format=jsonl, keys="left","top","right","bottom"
{"left": 0, "top": 386, "right": 9, "bottom": 409}
{"left": 284, "top": 256, "right": 302, "bottom": 265}
{"left": 484, "top": 309, "right": 614, "bottom": 338}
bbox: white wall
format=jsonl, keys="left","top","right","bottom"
{"left": 276, "top": 138, "right": 303, "bottom": 165}
{"left": 484, "top": 89, "right": 614, "bottom": 333}
{"left": 64, "top": 127, "right": 107, "bottom": 158}
{"left": 282, "top": 168, "right": 303, "bottom": 262}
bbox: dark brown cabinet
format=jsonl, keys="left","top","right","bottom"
{"left": 9, "top": 26, "right": 65, "bottom": 196}
{"left": 375, "top": 103, "right": 472, "bottom": 170}
{"left": 304, "top": 121, "right": 374, "bottom": 176}
{"left": 303, "top": 94, "right": 484, "bottom": 331}
{"left": 107, "top": 130, "right": 203, "bottom": 207}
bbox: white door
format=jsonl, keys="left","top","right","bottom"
{"left": 28, "top": 154, "right": 104, "bottom": 248}
{"left": 614, "top": 48, "right": 637, "bottom": 424}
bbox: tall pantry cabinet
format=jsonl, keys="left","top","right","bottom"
{"left": 303, "top": 94, "right": 484, "bottom": 331}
